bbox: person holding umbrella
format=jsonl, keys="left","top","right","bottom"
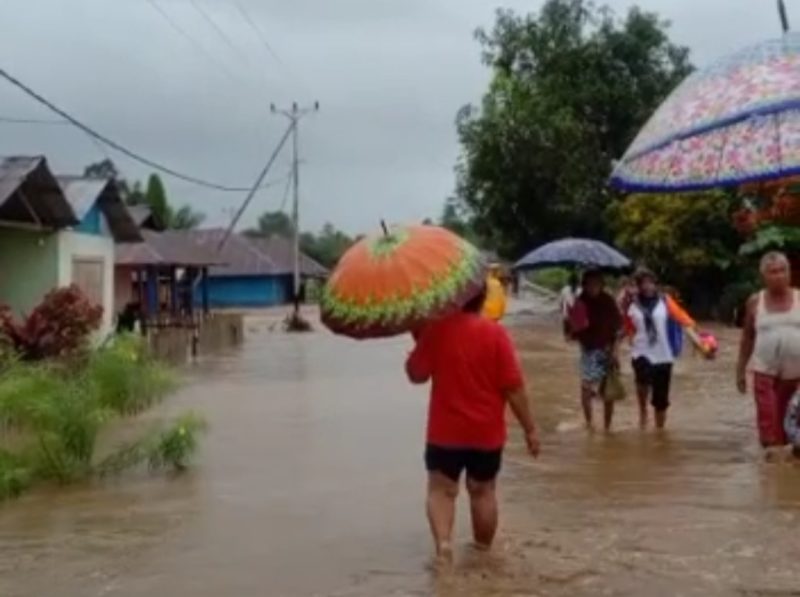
{"left": 320, "top": 224, "right": 539, "bottom": 560}
{"left": 406, "top": 283, "right": 539, "bottom": 560}
{"left": 568, "top": 270, "right": 623, "bottom": 431}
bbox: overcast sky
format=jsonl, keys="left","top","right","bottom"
{"left": 0, "top": 0, "right": 780, "bottom": 235}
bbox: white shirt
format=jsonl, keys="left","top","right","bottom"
{"left": 628, "top": 299, "right": 674, "bottom": 365}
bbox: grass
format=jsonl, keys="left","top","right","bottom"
{"left": 0, "top": 334, "right": 206, "bottom": 499}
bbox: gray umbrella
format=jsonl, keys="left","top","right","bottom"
{"left": 514, "top": 238, "right": 631, "bottom": 271}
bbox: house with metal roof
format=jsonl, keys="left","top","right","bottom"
{"left": 0, "top": 156, "right": 141, "bottom": 336}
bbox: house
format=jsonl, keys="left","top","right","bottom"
{"left": 121, "top": 228, "right": 327, "bottom": 309}
{"left": 0, "top": 156, "right": 140, "bottom": 336}
{"left": 115, "top": 229, "right": 221, "bottom": 324}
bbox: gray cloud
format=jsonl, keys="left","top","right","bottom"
{"left": 0, "top": 0, "right": 782, "bottom": 234}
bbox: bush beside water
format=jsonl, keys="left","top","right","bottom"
{"left": 0, "top": 334, "right": 206, "bottom": 501}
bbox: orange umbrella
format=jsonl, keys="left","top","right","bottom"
{"left": 320, "top": 224, "right": 486, "bottom": 339}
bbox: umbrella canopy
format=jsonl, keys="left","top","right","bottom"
{"left": 514, "top": 238, "right": 631, "bottom": 271}
{"left": 611, "top": 33, "right": 800, "bottom": 192}
{"left": 320, "top": 224, "right": 486, "bottom": 339}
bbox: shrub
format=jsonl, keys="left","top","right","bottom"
{"left": 89, "top": 334, "right": 176, "bottom": 416}
{"left": 0, "top": 336, "right": 205, "bottom": 498}
{"left": 0, "top": 286, "right": 103, "bottom": 361}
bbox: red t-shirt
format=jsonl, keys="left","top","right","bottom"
{"left": 405, "top": 312, "right": 524, "bottom": 450}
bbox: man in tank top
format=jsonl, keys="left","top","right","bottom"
{"left": 737, "top": 251, "right": 800, "bottom": 452}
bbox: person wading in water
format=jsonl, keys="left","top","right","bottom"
{"left": 569, "top": 270, "right": 622, "bottom": 431}
{"left": 625, "top": 268, "right": 701, "bottom": 430}
{"left": 737, "top": 251, "right": 800, "bottom": 457}
{"left": 405, "top": 283, "right": 539, "bottom": 562}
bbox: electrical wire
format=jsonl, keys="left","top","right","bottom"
{"left": 234, "top": 0, "right": 312, "bottom": 94}
{"left": 190, "top": 0, "right": 249, "bottom": 61}
{"left": 145, "top": 0, "right": 241, "bottom": 84}
{"left": 277, "top": 166, "right": 293, "bottom": 213}
{"left": 0, "top": 65, "right": 289, "bottom": 193}
{"left": 0, "top": 116, "right": 68, "bottom": 125}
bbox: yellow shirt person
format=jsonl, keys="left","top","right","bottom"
{"left": 482, "top": 269, "right": 507, "bottom": 322}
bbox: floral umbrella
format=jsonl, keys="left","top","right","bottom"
{"left": 611, "top": 32, "right": 800, "bottom": 192}
{"left": 320, "top": 224, "right": 486, "bottom": 339}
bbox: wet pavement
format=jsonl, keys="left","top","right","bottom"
{"left": 1, "top": 308, "right": 799, "bottom": 596}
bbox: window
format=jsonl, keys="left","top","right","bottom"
{"left": 71, "top": 258, "right": 104, "bottom": 307}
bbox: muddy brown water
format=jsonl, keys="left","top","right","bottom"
{"left": 1, "top": 312, "right": 799, "bottom": 596}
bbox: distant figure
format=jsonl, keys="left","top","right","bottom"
{"left": 406, "top": 284, "right": 539, "bottom": 561}
{"left": 569, "top": 271, "right": 622, "bottom": 431}
{"left": 116, "top": 301, "right": 140, "bottom": 334}
{"left": 482, "top": 264, "right": 507, "bottom": 322}
{"left": 559, "top": 273, "right": 579, "bottom": 340}
{"left": 737, "top": 251, "right": 800, "bottom": 454}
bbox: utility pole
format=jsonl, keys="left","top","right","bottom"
{"left": 779, "top": 0, "right": 790, "bottom": 33}
{"left": 271, "top": 101, "right": 319, "bottom": 317}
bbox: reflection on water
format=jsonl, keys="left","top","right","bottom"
{"left": 0, "top": 313, "right": 799, "bottom": 596}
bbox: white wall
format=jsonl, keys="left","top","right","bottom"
{"left": 57, "top": 231, "right": 115, "bottom": 337}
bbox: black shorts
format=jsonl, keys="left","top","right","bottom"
{"left": 424, "top": 444, "right": 502, "bottom": 483}
{"left": 632, "top": 357, "right": 673, "bottom": 412}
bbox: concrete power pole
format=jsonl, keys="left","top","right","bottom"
{"left": 270, "top": 101, "right": 319, "bottom": 317}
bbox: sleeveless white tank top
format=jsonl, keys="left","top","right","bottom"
{"left": 751, "top": 290, "right": 800, "bottom": 380}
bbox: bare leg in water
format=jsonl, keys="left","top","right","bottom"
{"left": 466, "top": 478, "right": 498, "bottom": 550}
{"left": 655, "top": 409, "right": 668, "bottom": 429}
{"left": 603, "top": 399, "right": 615, "bottom": 432}
{"left": 637, "top": 384, "right": 649, "bottom": 428}
{"left": 426, "top": 472, "right": 458, "bottom": 561}
{"left": 581, "top": 382, "right": 594, "bottom": 430}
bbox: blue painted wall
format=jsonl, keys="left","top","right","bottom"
{"left": 75, "top": 203, "right": 102, "bottom": 235}
{"left": 194, "top": 274, "right": 292, "bottom": 308}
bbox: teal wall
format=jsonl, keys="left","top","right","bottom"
{"left": 75, "top": 203, "right": 102, "bottom": 235}
{"left": 0, "top": 227, "right": 60, "bottom": 316}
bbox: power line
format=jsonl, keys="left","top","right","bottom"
{"left": 145, "top": 0, "right": 241, "bottom": 84}
{"left": 0, "top": 116, "right": 68, "bottom": 125}
{"left": 0, "top": 65, "right": 286, "bottom": 192}
{"left": 234, "top": 1, "right": 312, "bottom": 94}
{"left": 190, "top": 0, "right": 249, "bottom": 62}
{"left": 277, "top": 166, "right": 293, "bottom": 213}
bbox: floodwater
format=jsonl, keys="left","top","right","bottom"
{"left": 1, "top": 307, "right": 800, "bottom": 596}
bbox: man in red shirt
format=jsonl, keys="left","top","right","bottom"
{"left": 405, "top": 286, "right": 539, "bottom": 560}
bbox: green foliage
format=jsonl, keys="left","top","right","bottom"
{"left": 246, "top": 211, "right": 294, "bottom": 238}
{"left": 89, "top": 334, "right": 176, "bottom": 416}
{"left": 530, "top": 268, "right": 572, "bottom": 292}
{"left": 0, "top": 336, "right": 204, "bottom": 499}
{"left": 739, "top": 225, "right": 800, "bottom": 256}
{"left": 455, "top": 0, "right": 692, "bottom": 257}
{"left": 300, "top": 223, "right": 354, "bottom": 268}
{"left": 82, "top": 162, "right": 205, "bottom": 230}
{"left": 608, "top": 191, "right": 740, "bottom": 285}
{"left": 0, "top": 450, "right": 32, "bottom": 500}
{"left": 247, "top": 212, "right": 355, "bottom": 268}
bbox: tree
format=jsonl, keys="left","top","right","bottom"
{"left": 81, "top": 162, "right": 205, "bottom": 230}
{"left": 300, "top": 223, "right": 354, "bottom": 268}
{"left": 608, "top": 191, "right": 741, "bottom": 314}
{"left": 245, "top": 211, "right": 294, "bottom": 238}
{"left": 455, "top": 0, "right": 693, "bottom": 258}
{"left": 439, "top": 196, "right": 481, "bottom": 245}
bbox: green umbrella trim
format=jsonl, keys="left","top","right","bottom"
{"left": 320, "top": 241, "right": 484, "bottom": 327}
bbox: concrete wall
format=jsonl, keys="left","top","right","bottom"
{"left": 196, "top": 274, "right": 292, "bottom": 308}
{"left": 58, "top": 230, "right": 115, "bottom": 336}
{"left": 0, "top": 227, "right": 60, "bottom": 316}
